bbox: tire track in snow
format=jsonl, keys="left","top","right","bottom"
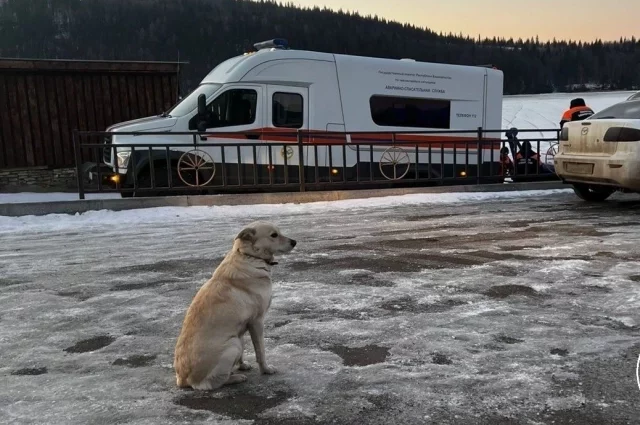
{"left": 503, "top": 102, "right": 524, "bottom": 128}
{"left": 528, "top": 108, "right": 559, "bottom": 129}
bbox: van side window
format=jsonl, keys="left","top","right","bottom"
{"left": 190, "top": 89, "right": 257, "bottom": 129}
{"left": 369, "top": 95, "right": 451, "bottom": 129}
{"left": 272, "top": 92, "right": 303, "bottom": 128}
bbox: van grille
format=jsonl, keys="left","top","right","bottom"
{"left": 103, "top": 136, "right": 112, "bottom": 163}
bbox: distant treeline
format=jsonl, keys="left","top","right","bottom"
{"left": 1, "top": 0, "right": 639, "bottom": 96}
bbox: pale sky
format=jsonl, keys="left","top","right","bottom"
{"left": 289, "top": 0, "right": 639, "bottom": 42}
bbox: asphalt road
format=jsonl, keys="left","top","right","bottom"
{"left": 1, "top": 190, "right": 639, "bottom": 424}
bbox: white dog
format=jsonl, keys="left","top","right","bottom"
{"left": 173, "top": 221, "right": 297, "bottom": 390}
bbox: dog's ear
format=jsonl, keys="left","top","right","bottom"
{"left": 235, "top": 227, "right": 256, "bottom": 243}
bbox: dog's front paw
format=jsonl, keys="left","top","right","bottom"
{"left": 260, "top": 364, "right": 277, "bottom": 375}
{"left": 238, "top": 361, "right": 252, "bottom": 371}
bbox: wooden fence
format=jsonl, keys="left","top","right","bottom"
{"left": 0, "top": 58, "right": 183, "bottom": 169}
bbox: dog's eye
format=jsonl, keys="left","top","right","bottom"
{"left": 271, "top": 232, "right": 278, "bottom": 238}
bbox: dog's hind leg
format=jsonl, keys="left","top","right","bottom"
{"left": 191, "top": 339, "right": 245, "bottom": 391}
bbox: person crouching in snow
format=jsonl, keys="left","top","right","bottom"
{"left": 500, "top": 146, "right": 514, "bottom": 177}
{"left": 560, "top": 98, "right": 594, "bottom": 128}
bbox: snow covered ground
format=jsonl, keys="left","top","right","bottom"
{"left": 0, "top": 90, "right": 635, "bottom": 205}
{"left": 1, "top": 189, "right": 640, "bottom": 424}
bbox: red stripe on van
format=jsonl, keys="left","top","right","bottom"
{"left": 203, "top": 128, "right": 501, "bottom": 149}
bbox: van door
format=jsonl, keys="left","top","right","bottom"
{"left": 188, "top": 84, "right": 264, "bottom": 185}
{"left": 264, "top": 85, "right": 309, "bottom": 181}
{"left": 482, "top": 73, "right": 488, "bottom": 129}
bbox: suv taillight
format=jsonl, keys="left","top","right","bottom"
{"left": 560, "top": 127, "right": 569, "bottom": 141}
{"left": 603, "top": 127, "right": 640, "bottom": 142}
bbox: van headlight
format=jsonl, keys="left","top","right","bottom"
{"left": 116, "top": 151, "right": 131, "bottom": 168}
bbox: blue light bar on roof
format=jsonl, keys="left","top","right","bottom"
{"left": 253, "top": 38, "right": 289, "bottom": 50}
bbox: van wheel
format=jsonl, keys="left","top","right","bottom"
{"left": 572, "top": 183, "right": 615, "bottom": 202}
{"left": 135, "top": 165, "right": 180, "bottom": 197}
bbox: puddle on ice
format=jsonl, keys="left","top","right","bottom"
{"left": 11, "top": 367, "right": 47, "bottom": 376}
{"left": 483, "top": 284, "right": 540, "bottom": 299}
{"left": 328, "top": 344, "right": 390, "bottom": 366}
{"left": 112, "top": 354, "right": 157, "bottom": 368}
{"left": 63, "top": 335, "right": 116, "bottom": 353}
{"left": 174, "top": 390, "right": 293, "bottom": 420}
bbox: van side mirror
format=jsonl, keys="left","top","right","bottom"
{"left": 196, "top": 93, "right": 207, "bottom": 132}
{"left": 197, "top": 93, "right": 206, "bottom": 116}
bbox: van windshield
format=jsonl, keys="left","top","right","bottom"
{"left": 168, "top": 83, "right": 221, "bottom": 117}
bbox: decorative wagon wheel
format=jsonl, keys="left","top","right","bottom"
{"left": 545, "top": 143, "right": 559, "bottom": 165}
{"left": 281, "top": 146, "right": 294, "bottom": 159}
{"left": 379, "top": 147, "right": 411, "bottom": 180}
{"left": 177, "top": 149, "right": 216, "bottom": 187}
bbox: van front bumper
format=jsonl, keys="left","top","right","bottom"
{"left": 554, "top": 152, "right": 640, "bottom": 191}
{"left": 85, "top": 162, "right": 128, "bottom": 188}
{"left": 88, "top": 170, "right": 124, "bottom": 188}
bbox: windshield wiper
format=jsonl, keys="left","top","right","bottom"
{"left": 159, "top": 111, "right": 172, "bottom": 118}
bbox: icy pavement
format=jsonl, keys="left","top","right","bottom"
{"left": 1, "top": 190, "right": 640, "bottom": 424}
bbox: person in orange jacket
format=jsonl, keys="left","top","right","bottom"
{"left": 560, "top": 98, "right": 594, "bottom": 128}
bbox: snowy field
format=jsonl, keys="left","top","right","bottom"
{"left": 501, "top": 90, "right": 633, "bottom": 135}
{"left": 1, "top": 189, "right": 640, "bottom": 424}
{"left": 0, "top": 90, "right": 635, "bottom": 205}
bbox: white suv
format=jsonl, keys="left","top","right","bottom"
{"left": 555, "top": 99, "right": 640, "bottom": 201}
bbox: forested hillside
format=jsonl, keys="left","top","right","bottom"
{"left": 1, "top": 0, "right": 639, "bottom": 95}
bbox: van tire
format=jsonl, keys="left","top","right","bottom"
{"left": 572, "top": 183, "right": 615, "bottom": 202}
{"left": 133, "top": 164, "right": 181, "bottom": 197}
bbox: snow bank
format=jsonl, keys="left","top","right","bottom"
{"left": 0, "top": 189, "right": 571, "bottom": 234}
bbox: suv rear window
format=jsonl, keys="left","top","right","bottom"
{"left": 627, "top": 92, "right": 640, "bottom": 101}
{"left": 590, "top": 100, "right": 640, "bottom": 120}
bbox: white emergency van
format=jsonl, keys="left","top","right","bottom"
{"left": 99, "top": 39, "right": 504, "bottom": 194}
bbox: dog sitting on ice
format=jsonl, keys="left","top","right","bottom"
{"left": 173, "top": 221, "right": 297, "bottom": 390}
